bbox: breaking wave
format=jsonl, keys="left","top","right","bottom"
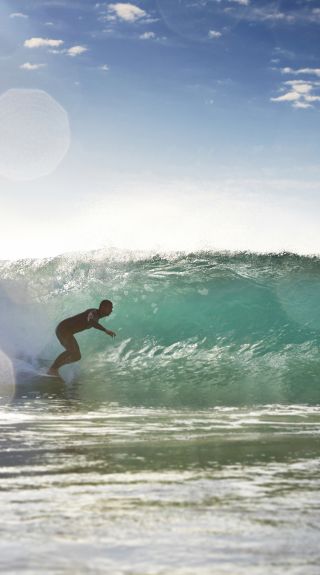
{"left": 1, "top": 249, "right": 320, "bottom": 406}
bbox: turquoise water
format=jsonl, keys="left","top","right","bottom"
{"left": 0, "top": 251, "right": 320, "bottom": 573}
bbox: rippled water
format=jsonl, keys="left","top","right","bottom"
{"left": 1, "top": 391, "right": 320, "bottom": 574}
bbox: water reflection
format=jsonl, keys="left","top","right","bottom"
{"left": 1, "top": 403, "right": 320, "bottom": 574}
{"left": 13, "top": 377, "right": 75, "bottom": 402}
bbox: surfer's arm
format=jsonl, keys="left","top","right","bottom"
{"left": 87, "top": 310, "right": 116, "bottom": 337}
{"left": 93, "top": 322, "right": 116, "bottom": 337}
{"left": 105, "top": 328, "right": 116, "bottom": 338}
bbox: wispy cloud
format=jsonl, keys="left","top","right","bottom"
{"left": 67, "top": 45, "right": 88, "bottom": 57}
{"left": 10, "top": 12, "right": 28, "bottom": 19}
{"left": 99, "top": 64, "right": 110, "bottom": 71}
{"left": 107, "top": 3, "right": 147, "bottom": 23}
{"left": 20, "top": 62, "right": 46, "bottom": 70}
{"left": 24, "top": 37, "right": 64, "bottom": 48}
{"left": 247, "top": 6, "right": 295, "bottom": 23}
{"left": 231, "top": 2, "right": 320, "bottom": 26}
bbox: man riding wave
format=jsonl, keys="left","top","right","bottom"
{"left": 48, "top": 299, "right": 116, "bottom": 377}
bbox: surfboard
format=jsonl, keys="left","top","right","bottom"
{"left": 32, "top": 369, "right": 63, "bottom": 382}
{"left": 14, "top": 357, "right": 64, "bottom": 384}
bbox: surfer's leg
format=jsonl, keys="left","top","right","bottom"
{"left": 48, "top": 332, "right": 81, "bottom": 375}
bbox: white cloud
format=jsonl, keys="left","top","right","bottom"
{"left": 284, "top": 81, "right": 313, "bottom": 94}
{"left": 20, "top": 62, "right": 47, "bottom": 70}
{"left": 140, "top": 31, "right": 155, "bottom": 40}
{"left": 305, "top": 95, "right": 320, "bottom": 103}
{"left": 24, "top": 37, "right": 64, "bottom": 48}
{"left": 272, "top": 77, "right": 320, "bottom": 109}
{"left": 228, "top": 0, "right": 250, "bottom": 5}
{"left": 271, "top": 91, "right": 300, "bottom": 103}
{"left": 67, "top": 45, "right": 88, "bottom": 57}
{"left": 292, "top": 100, "right": 312, "bottom": 109}
{"left": 10, "top": 12, "right": 28, "bottom": 19}
{"left": 272, "top": 65, "right": 320, "bottom": 109}
{"left": 281, "top": 67, "right": 320, "bottom": 78}
{"left": 24, "top": 41, "right": 88, "bottom": 58}
{"left": 108, "top": 3, "right": 147, "bottom": 22}
{"left": 100, "top": 64, "right": 110, "bottom": 71}
{"left": 208, "top": 30, "right": 222, "bottom": 39}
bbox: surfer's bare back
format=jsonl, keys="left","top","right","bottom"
{"left": 48, "top": 299, "right": 116, "bottom": 377}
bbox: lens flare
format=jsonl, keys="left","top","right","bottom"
{"left": 0, "top": 349, "right": 15, "bottom": 405}
{"left": 276, "top": 273, "right": 320, "bottom": 331}
{"left": 0, "top": 89, "right": 70, "bottom": 181}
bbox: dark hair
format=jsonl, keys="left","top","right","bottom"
{"left": 99, "top": 299, "right": 113, "bottom": 309}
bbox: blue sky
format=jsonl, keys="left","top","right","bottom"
{"left": 1, "top": 0, "right": 320, "bottom": 258}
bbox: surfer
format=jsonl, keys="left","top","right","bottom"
{"left": 47, "top": 300, "right": 116, "bottom": 377}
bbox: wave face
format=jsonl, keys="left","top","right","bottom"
{"left": 1, "top": 250, "right": 320, "bottom": 406}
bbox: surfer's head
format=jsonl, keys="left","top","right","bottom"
{"left": 99, "top": 299, "right": 113, "bottom": 317}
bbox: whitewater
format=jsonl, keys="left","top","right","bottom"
{"left": 1, "top": 249, "right": 320, "bottom": 574}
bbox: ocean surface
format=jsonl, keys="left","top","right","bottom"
{"left": 0, "top": 250, "right": 320, "bottom": 573}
